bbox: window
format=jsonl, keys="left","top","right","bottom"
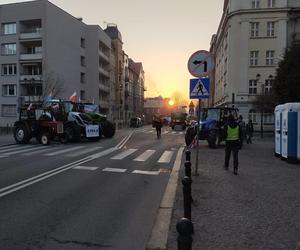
{"left": 27, "top": 46, "right": 42, "bottom": 54}
{"left": 2, "top": 84, "right": 16, "bottom": 96}
{"left": 267, "top": 22, "right": 275, "bottom": 37}
{"left": 268, "top": 0, "right": 275, "bottom": 7}
{"left": 2, "top": 64, "right": 17, "bottom": 76}
{"left": 249, "top": 80, "right": 257, "bottom": 94}
{"left": 81, "top": 38, "right": 86, "bottom": 48}
{"left": 249, "top": 109, "right": 257, "bottom": 123}
{"left": 250, "top": 51, "right": 259, "bottom": 66}
{"left": 2, "top": 104, "right": 17, "bottom": 117}
{"left": 80, "top": 72, "right": 85, "bottom": 83}
{"left": 252, "top": 0, "right": 260, "bottom": 8}
{"left": 1, "top": 43, "right": 16, "bottom": 55}
{"left": 266, "top": 50, "right": 275, "bottom": 65}
{"left": 80, "top": 56, "right": 85, "bottom": 66}
{"left": 80, "top": 90, "right": 85, "bottom": 100}
{"left": 264, "top": 79, "right": 273, "bottom": 94}
{"left": 250, "top": 22, "right": 259, "bottom": 37}
{"left": 2, "top": 23, "right": 16, "bottom": 35}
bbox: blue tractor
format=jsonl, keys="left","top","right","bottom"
{"left": 185, "top": 107, "right": 238, "bottom": 148}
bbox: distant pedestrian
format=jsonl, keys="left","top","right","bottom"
{"left": 153, "top": 115, "right": 163, "bottom": 139}
{"left": 224, "top": 114, "right": 242, "bottom": 175}
{"left": 238, "top": 115, "right": 246, "bottom": 149}
{"left": 246, "top": 119, "right": 254, "bottom": 144}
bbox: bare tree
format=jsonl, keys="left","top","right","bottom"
{"left": 42, "top": 71, "right": 65, "bottom": 101}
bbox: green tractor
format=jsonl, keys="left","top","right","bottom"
{"left": 60, "top": 102, "right": 115, "bottom": 139}
{"left": 84, "top": 112, "right": 115, "bottom": 138}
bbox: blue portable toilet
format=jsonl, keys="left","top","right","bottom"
{"left": 280, "top": 103, "right": 300, "bottom": 163}
{"left": 274, "top": 104, "right": 284, "bottom": 157}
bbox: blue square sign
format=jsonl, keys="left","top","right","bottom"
{"left": 190, "top": 78, "right": 210, "bottom": 99}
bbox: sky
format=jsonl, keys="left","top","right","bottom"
{"left": 0, "top": 0, "right": 224, "bottom": 102}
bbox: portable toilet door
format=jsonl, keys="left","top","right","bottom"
{"left": 281, "top": 106, "right": 288, "bottom": 158}
{"left": 274, "top": 104, "right": 283, "bottom": 156}
{"left": 281, "top": 103, "right": 300, "bottom": 162}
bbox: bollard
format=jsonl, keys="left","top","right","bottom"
{"left": 176, "top": 217, "right": 193, "bottom": 250}
{"left": 185, "top": 150, "right": 191, "bottom": 162}
{"left": 184, "top": 161, "right": 194, "bottom": 204}
{"left": 184, "top": 161, "right": 192, "bottom": 178}
{"left": 182, "top": 176, "right": 192, "bottom": 220}
{"left": 6, "top": 124, "right": 9, "bottom": 134}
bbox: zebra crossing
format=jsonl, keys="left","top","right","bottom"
{"left": 0, "top": 144, "right": 177, "bottom": 164}
{"left": 138, "top": 129, "right": 184, "bottom": 135}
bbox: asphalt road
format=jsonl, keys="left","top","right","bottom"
{"left": 0, "top": 126, "right": 185, "bottom": 250}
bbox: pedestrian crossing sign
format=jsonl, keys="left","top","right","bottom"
{"left": 190, "top": 78, "right": 210, "bottom": 99}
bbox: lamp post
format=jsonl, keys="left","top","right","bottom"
{"left": 256, "top": 73, "right": 264, "bottom": 138}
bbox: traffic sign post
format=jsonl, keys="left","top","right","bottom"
{"left": 187, "top": 50, "right": 214, "bottom": 78}
{"left": 188, "top": 50, "right": 214, "bottom": 176}
{"left": 189, "top": 78, "right": 210, "bottom": 99}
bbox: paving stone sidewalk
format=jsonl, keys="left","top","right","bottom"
{"left": 167, "top": 136, "right": 300, "bottom": 250}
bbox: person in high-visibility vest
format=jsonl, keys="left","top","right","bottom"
{"left": 224, "top": 114, "right": 242, "bottom": 175}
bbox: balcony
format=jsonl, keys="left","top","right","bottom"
{"left": 20, "top": 29, "right": 42, "bottom": 40}
{"left": 99, "top": 50, "right": 110, "bottom": 63}
{"left": 99, "top": 84, "right": 110, "bottom": 93}
{"left": 99, "top": 67, "right": 110, "bottom": 78}
{"left": 99, "top": 99, "right": 110, "bottom": 109}
{"left": 20, "top": 53, "right": 42, "bottom": 61}
{"left": 23, "top": 95, "right": 42, "bottom": 102}
{"left": 20, "top": 74, "right": 42, "bottom": 82}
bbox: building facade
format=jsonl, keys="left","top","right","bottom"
{"left": 0, "top": 0, "right": 145, "bottom": 127}
{"left": 210, "top": 0, "right": 300, "bottom": 128}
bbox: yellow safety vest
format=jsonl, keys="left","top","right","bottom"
{"left": 226, "top": 126, "right": 239, "bottom": 141}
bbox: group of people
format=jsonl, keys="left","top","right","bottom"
{"left": 224, "top": 115, "right": 254, "bottom": 175}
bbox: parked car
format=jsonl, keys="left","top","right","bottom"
{"left": 130, "top": 117, "right": 142, "bottom": 127}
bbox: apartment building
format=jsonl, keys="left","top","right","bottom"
{"left": 210, "top": 0, "right": 300, "bottom": 128}
{"left": 0, "top": 0, "right": 146, "bottom": 127}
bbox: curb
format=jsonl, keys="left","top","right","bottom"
{"left": 146, "top": 146, "right": 185, "bottom": 250}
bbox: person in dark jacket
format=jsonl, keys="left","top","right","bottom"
{"left": 224, "top": 114, "right": 242, "bottom": 175}
{"left": 246, "top": 119, "right": 254, "bottom": 144}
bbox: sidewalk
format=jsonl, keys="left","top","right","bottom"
{"left": 167, "top": 136, "right": 300, "bottom": 250}
{"left": 0, "top": 132, "right": 14, "bottom": 146}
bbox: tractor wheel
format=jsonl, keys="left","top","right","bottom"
{"left": 64, "top": 124, "right": 81, "bottom": 143}
{"left": 14, "top": 124, "right": 30, "bottom": 144}
{"left": 39, "top": 132, "right": 50, "bottom": 145}
{"left": 207, "top": 130, "right": 217, "bottom": 149}
{"left": 101, "top": 121, "right": 115, "bottom": 138}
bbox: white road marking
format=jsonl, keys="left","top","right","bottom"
{"left": 133, "top": 149, "right": 155, "bottom": 162}
{"left": 0, "top": 147, "right": 119, "bottom": 198}
{"left": 73, "top": 166, "right": 98, "bottom": 171}
{"left": 66, "top": 146, "right": 103, "bottom": 157}
{"left": 22, "top": 147, "right": 60, "bottom": 156}
{"left": 0, "top": 144, "right": 23, "bottom": 151}
{"left": 116, "top": 132, "right": 134, "bottom": 149}
{"left": 158, "top": 151, "right": 174, "bottom": 163}
{"left": 132, "top": 170, "right": 160, "bottom": 176}
{"left": 0, "top": 155, "right": 8, "bottom": 158}
{"left": 2, "top": 146, "right": 50, "bottom": 156}
{"left": 171, "top": 132, "right": 176, "bottom": 134}
{"left": 171, "top": 148, "right": 177, "bottom": 151}
{"left": 162, "top": 131, "right": 169, "bottom": 135}
{"left": 44, "top": 146, "right": 85, "bottom": 156}
{"left": 0, "top": 145, "right": 35, "bottom": 153}
{"left": 103, "top": 168, "right": 127, "bottom": 173}
{"left": 179, "top": 132, "right": 183, "bottom": 135}
{"left": 110, "top": 148, "right": 137, "bottom": 160}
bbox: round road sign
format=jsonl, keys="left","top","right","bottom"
{"left": 188, "top": 50, "right": 215, "bottom": 78}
